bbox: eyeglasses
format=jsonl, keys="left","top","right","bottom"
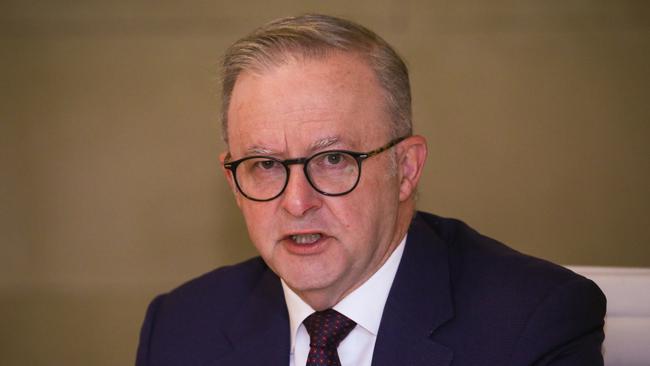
{"left": 223, "top": 136, "right": 406, "bottom": 202}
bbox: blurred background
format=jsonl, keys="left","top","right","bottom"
{"left": 1, "top": 1, "right": 649, "bottom": 365}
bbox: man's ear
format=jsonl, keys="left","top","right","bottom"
{"left": 396, "top": 135, "right": 428, "bottom": 202}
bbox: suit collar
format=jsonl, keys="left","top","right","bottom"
{"left": 372, "top": 212, "right": 454, "bottom": 366}
{"left": 218, "top": 268, "right": 290, "bottom": 365}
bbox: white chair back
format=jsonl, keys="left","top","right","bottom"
{"left": 566, "top": 266, "right": 650, "bottom": 366}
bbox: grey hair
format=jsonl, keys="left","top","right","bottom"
{"left": 220, "top": 14, "right": 412, "bottom": 146}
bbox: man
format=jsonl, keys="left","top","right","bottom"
{"left": 136, "top": 14, "right": 605, "bottom": 366}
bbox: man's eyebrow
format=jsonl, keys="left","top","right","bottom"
{"left": 309, "top": 136, "right": 340, "bottom": 152}
{"left": 242, "top": 136, "right": 342, "bottom": 157}
{"left": 244, "top": 145, "right": 274, "bottom": 155}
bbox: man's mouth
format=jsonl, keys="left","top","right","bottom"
{"left": 290, "top": 233, "right": 322, "bottom": 244}
{"left": 282, "top": 232, "right": 329, "bottom": 255}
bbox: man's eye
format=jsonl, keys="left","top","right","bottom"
{"left": 256, "top": 160, "right": 278, "bottom": 170}
{"left": 324, "top": 153, "right": 342, "bottom": 165}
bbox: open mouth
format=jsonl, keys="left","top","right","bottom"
{"left": 282, "top": 232, "right": 330, "bottom": 255}
{"left": 290, "top": 233, "right": 322, "bottom": 245}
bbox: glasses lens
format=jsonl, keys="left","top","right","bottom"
{"left": 307, "top": 152, "right": 359, "bottom": 194}
{"left": 235, "top": 157, "right": 287, "bottom": 200}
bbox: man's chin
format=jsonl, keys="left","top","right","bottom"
{"left": 282, "top": 272, "right": 341, "bottom": 299}
{"left": 283, "top": 274, "right": 332, "bottom": 294}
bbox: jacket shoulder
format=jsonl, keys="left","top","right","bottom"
{"left": 414, "top": 211, "right": 590, "bottom": 290}
{"left": 412, "top": 211, "right": 605, "bottom": 365}
{"left": 164, "top": 256, "right": 270, "bottom": 310}
{"left": 136, "top": 257, "right": 275, "bottom": 365}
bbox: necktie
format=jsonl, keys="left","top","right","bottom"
{"left": 303, "top": 309, "right": 356, "bottom": 366}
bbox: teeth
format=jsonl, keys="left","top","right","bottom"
{"left": 291, "top": 233, "right": 321, "bottom": 244}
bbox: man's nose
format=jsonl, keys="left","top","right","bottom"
{"left": 280, "top": 165, "right": 322, "bottom": 217}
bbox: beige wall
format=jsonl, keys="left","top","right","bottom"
{"left": 1, "top": 1, "right": 649, "bottom": 365}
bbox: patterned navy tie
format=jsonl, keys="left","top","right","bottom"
{"left": 304, "top": 309, "right": 357, "bottom": 366}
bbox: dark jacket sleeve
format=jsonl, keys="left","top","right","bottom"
{"left": 135, "top": 294, "right": 166, "bottom": 366}
{"left": 508, "top": 276, "right": 606, "bottom": 365}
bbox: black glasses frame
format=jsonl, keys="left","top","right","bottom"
{"left": 223, "top": 136, "right": 407, "bottom": 202}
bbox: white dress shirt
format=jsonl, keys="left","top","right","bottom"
{"left": 282, "top": 236, "right": 406, "bottom": 366}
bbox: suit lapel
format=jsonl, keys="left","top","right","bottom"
{"left": 372, "top": 213, "right": 454, "bottom": 366}
{"left": 217, "top": 268, "right": 290, "bottom": 365}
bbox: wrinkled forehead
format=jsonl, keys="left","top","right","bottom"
{"left": 226, "top": 53, "right": 392, "bottom": 157}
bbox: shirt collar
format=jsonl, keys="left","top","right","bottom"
{"left": 281, "top": 235, "right": 407, "bottom": 351}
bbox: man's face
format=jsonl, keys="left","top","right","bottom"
{"left": 223, "top": 52, "right": 404, "bottom": 308}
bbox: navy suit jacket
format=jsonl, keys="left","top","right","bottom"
{"left": 136, "top": 212, "right": 606, "bottom": 365}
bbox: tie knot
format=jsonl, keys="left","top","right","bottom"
{"left": 304, "top": 309, "right": 356, "bottom": 349}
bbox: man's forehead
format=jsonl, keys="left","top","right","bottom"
{"left": 225, "top": 52, "right": 391, "bottom": 156}
{"left": 228, "top": 53, "right": 379, "bottom": 111}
